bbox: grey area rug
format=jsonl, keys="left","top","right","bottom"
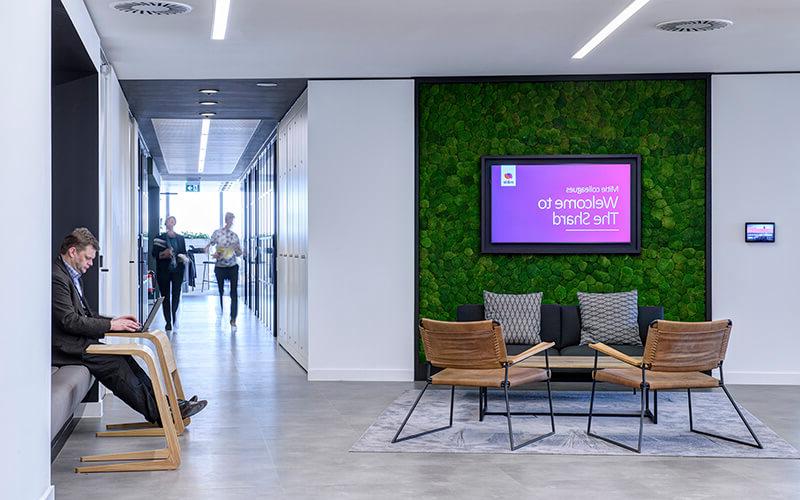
{"left": 351, "top": 389, "right": 800, "bottom": 458}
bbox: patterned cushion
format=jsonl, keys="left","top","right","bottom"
{"left": 483, "top": 291, "right": 543, "bottom": 345}
{"left": 577, "top": 291, "right": 642, "bottom": 346}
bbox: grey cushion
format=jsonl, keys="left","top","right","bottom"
{"left": 483, "top": 291, "right": 543, "bottom": 345}
{"left": 51, "top": 365, "right": 92, "bottom": 440}
{"left": 577, "top": 290, "right": 642, "bottom": 346}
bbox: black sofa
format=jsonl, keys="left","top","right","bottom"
{"left": 456, "top": 303, "right": 664, "bottom": 359}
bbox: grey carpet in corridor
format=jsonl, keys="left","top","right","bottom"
{"left": 352, "top": 389, "right": 800, "bottom": 458}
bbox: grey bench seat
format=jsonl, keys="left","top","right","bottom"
{"left": 51, "top": 365, "right": 93, "bottom": 441}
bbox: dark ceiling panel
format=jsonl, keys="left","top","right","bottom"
{"left": 120, "top": 79, "right": 307, "bottom": 180}
{"left": 52, "top": 0, "right": 96, "bottom": 85}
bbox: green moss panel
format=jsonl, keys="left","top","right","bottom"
{"left": 418, "top": 80, "right": 707, "bottom": 350}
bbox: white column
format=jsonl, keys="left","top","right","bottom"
{"left": 306, "top": 80, "right": 415, "bottom": 381}
{"left": 0, "top": 3, "right": 53, "bottom": 500}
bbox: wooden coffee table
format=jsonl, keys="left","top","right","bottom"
{"left": 480, "top": 355, "right": 657, "bottom": 421}
{"left": 516, "top": 355, "right": 640, "bottom": 370}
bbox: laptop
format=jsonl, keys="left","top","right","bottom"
{"left": 140, "top": 297, "right": 164, "bottom": 332}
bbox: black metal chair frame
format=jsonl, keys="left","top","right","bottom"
{"left": 392, "top": 353, "right": 556, "bottom": 451}
{"left": 587, "top": 352, "right": 763, "bottom": 453}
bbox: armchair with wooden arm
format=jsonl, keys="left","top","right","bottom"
{"left": 586, "top": 319, "right": 761, "bottom": 453}
{"left": 392, "top": 319, "right": 557, "bottom": 451}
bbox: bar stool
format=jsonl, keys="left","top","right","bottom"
{"left": 201, "top": 251, "right": 215, "bottom": 292}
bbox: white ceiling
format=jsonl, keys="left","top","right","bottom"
{"left": 152, "top": 118, "right": 259, "bottom": 175}
{"left": 85, "top": 0, "right": 799, "bottom": 79}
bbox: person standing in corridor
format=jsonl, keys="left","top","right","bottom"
{"left": 206, "top": 212, "right": 242, "bottom": 327}
{"left": 154, "top": 215, "right": 187, "bottom": 331}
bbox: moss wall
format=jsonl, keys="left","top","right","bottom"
{"left": 418, "top": 79, "right": 707, "bottom": 334}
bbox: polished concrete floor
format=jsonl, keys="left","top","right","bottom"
{"left": 52, "top": 295, "right": 800, "bottom": 499}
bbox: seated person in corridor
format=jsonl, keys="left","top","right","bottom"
{"left": 52, "top": 227, "right": 207, "bottom": 422}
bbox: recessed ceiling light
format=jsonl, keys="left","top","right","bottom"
{"left": 199, "top": 111, "right": 216, "bottom": 117}
{"left": 199, "top": 100, "right": 218, "bottom": 106}
{"left": 572, "top": 0, "right": 650, "bottom": 59}
{"left": 211, "top": 0, "right": 230, "bottom": 40}
{"left": 199, "top": 89, "right": 219, "bottom": 95}
{"left": 256, "top": 82, "right": 278, "bottom": 87}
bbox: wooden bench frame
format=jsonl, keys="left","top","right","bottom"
{"left": 75, "top": 343, "right": 180, "bottom": 473}
{"left": 95, "top": 330, "right": 191, "bottom": 438}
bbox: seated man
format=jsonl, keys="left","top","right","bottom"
{"left": 52, "top": 227, "right": 206, "bottom": 423}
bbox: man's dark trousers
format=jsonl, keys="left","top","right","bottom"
{"left": 214, "top": 265, "right": 238, "bottom": 320}
{"left": 81, "top": 353, "right": 161, "bottom": 423}
{"left": 157, "top": 270, "right": 183, "bottom": 325}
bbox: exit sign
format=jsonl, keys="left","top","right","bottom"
{"left": 186, "top": 182, "right": 200, "bottom": 192}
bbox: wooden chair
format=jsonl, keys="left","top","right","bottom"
{"left": 96, "top": 329, "right": 191, "bottom": 437}
{"left": 393, "top": 319, "right": 556, "bottom": 451}
{"left": 587, "top": 319, "right": 762, "bottom": 453}
{"left": 75, "top": 343, "right": 181, "bottom": 473}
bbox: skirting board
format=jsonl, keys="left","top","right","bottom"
{"left": 725, "top": 371, "right": 800, "bottom": 385}
{"left": 308, "top": 369, "right": 414, "bottom": 382}
{"left": 278, "top": 340, "right": 308, "bottom": 371}
{"left": 76, "top": 400, "right": 103, "bottom": 418}
{"left": 39, "top": 485, "right": 55, "bottom": 500}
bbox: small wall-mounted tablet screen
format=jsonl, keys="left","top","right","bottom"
{"left": 745, "top": 222, "right": 775, "bottom": 243}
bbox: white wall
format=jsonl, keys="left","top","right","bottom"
{"left": 712, "top": 74, "right": 800, "bottom": 384}
{"left": 306, "top": 80, "right": 415, "bottom": 381}
{"left": 0, "top": 3, "right": 53, "bottom": 500}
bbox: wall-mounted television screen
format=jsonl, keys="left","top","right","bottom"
{"left": 481, "top": 155, "right": 641, "bottom": 254}
{"left": 745, "top": 222, "right": 775, "bottom": 243}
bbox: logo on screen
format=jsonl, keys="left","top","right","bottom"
{"left": 500, "top": 165, "right": 516, "bottom": 187}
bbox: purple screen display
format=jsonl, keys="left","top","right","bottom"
{"left": 490, "top": 163, "right": 632, "bottom": 244}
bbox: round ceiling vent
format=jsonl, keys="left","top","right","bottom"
{"left": 656, "top": 19, "right": 733, "bottom": 32}
{"left": 110, "top": 1, "right": 192, "bottom": 16}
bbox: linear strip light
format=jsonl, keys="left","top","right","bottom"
{"left": 211, "top": 0, "right": 231, "bottom": 40}
{"left": 198, "top": 118, "right": 210, "bottom": 173}
{"left": 572, "top": 0, "right": 650, "bottom": 59}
